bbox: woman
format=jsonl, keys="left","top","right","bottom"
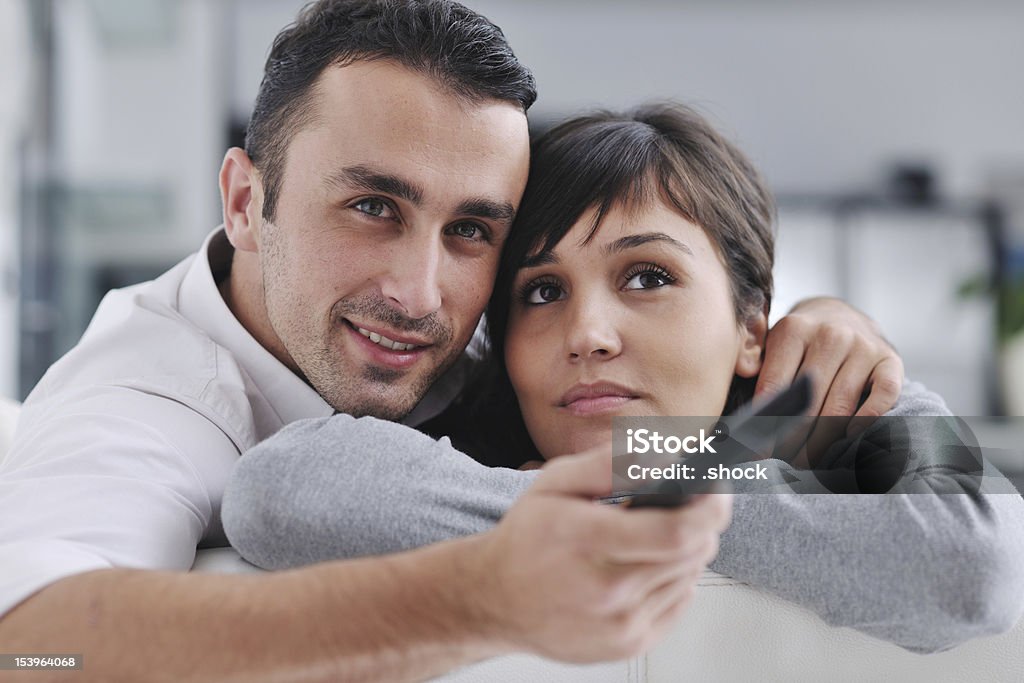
{"left": 222, "top": 103, "right": 1024, "bottom": 653}
{"left": 438, "top": 102, "right": 776, "bottom": 469}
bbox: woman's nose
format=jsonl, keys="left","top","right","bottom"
{"left": 564, "top": 296, "right": 623, "bottom": 361}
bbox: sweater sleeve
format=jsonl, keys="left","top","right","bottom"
{"left": 709, "top": 381, "right": 1024, "bottom": 653}
{"left": 222, "top": 414, "right": 538, "bottom": 570}
{"left": 222, "top": 382, "right": 1024, "bottom": 653}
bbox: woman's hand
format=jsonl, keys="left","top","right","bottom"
{"left": 755, "top": 297, "right": 904, "bottom": 421}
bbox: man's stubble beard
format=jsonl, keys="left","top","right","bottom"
{"left": 258, "top": 221, "right": 461, "bottom": 420}
{"left": 306, "top": 329, "right": 460, "bottom": 420}
{"left": 316, "top": 295, "right": 460, "bottom": 419}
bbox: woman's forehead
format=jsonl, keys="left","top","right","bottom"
{"left": 530, "top": 196, "right": 707, "bottom": 258}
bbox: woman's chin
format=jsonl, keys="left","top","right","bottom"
{"left": 534, "top": 402, "right": 651, "bottom": 459}
{"left": 544, "top": 424, "right": 613, "bottom": 460}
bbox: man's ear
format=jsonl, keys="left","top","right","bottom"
{"left": 735, "top": 308, "right": 768, "bottom": 378}
{"left": 219, "top": 147, "right": 262, "bottom": 253}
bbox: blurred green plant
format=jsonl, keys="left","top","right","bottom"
{"left": 958, "top": 272, "right": 1024, "bottom": 342}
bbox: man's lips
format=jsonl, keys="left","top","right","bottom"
{"left": 342, "top": 319, "right": 434, "bottom": 371}
{"left": 558, "top": 382, "right": 638, "bottom": 416}
{"left": 343, "top": 319, "right": 432, "bottom": 351}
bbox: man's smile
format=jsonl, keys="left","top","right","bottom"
{"left": 342, "top": 319, "right": 434, "bottom": 371}
{"left": 345, "top": 319, "right": 432, "bottom": 351}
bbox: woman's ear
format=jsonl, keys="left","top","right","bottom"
{"left": 735, "top": 308, "right": 768, "bottom": 378}
{"left": 219, "top": 147, "right": 263, "bottom": 253}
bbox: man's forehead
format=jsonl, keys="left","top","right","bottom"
{"left": 277, "top": 60, "right": 530, "bottom": 208}
{"left": 312, "top": 59, "right": 528, "bottom": 135}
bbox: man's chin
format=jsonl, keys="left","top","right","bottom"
{"left": 311, "top": 345, "right": 458, "bottom": 419}
{"left": 333, "top": 397, "right": 416, "bottom": 421}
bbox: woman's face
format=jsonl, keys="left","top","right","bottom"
{"left": 505, "top": 199, "right": 766, "bottom": 459}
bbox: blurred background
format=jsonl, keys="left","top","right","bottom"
{"left": 1, "top": 0, "right": 1024, "bottom": 420}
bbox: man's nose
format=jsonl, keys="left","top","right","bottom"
{"left": 380, "top": 233, "right": 443, "bottom": 320}
{"left": 564, "top": 294, "right": 623, "bottom": 362}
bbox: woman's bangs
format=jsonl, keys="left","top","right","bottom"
{"left": 523, "top": 124, "right": 661, "bottom": 264}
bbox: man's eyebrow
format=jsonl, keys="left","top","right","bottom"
{"left": 323, "top": 166, "right": 514, "bottom": 224}
{"left": 603, "top": 232, "right": 693, "bottom": 256}
{"left": 456, "top": 198, "right": 516, "bottom": 225}
{"left": 324, "top": 165, "right": 424, "bottom": 205}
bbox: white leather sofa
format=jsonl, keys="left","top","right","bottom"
{"left": 3, "top": 397, "right": 1023, "bottom": 681}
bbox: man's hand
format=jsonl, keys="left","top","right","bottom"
{"left": 465, "top": 447, "right": 732, "bottom": 663}
{"left": 756, "top": 297, "right": 904, "bottom": 421}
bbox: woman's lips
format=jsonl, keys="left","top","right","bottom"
{"left": 563, "top": 395, "right": 635, "bottom": 416}
{"left": 559, "top": 383, "right": 638, "bottom": 416}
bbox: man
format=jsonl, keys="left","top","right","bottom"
{"left": 0, "top": 1, "right": 901, "bottom": 680}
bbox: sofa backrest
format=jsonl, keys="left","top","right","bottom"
{"left": 430, "top": 572, "right": 1024, "bottom": 682}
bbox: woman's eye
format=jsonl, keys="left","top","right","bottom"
{"left": 526, "top": 282, "right": 565, "bottom": 305}
{"left": 353, "top": 198, "right": 393, "bottom": 218}
{"left": 624, "top": 268, "right": 675, "bottom": 290}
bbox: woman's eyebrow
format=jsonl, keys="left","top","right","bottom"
{"left": 519, "top": 231, "right": 691, "bottom": 270}
{"left": 520, "top": 251, "right": 559, "bottom": 269}
{"left": 603, "top": 232, "right": 693, "bottom": 256}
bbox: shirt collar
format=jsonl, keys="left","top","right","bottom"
{"left": 177, "top": 228, "right": 335, "bottom": 426}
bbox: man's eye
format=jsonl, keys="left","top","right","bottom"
{"left": 353, "top": 198, "right": 393, "bottom": 218}
{"left": 623, "top": 265, "right": 676, "bottom": 290}
{"left": 448, "top": 222, "right": 487, "bottom": 242}
{"left": 525, "top": 282, "right": 565, "bottom": 305}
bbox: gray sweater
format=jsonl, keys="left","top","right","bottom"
{"left": 222, "top": 382, "right": 1024, "bottom": 653}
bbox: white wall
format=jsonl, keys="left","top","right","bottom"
{"left": 0, "top": 0, "right": 30, "bottom": 400}
{"left": 480, "top": 0, "right": 1024, "bottom": 200}
{"left": 225, "top": 0, "right": 1018, "bottom": 413}
{"left": 25, "top": 0, "right": 1018, "bottom": 410}
{"left": 232, "top": 0, "right": 1024, "bottom": 199}
{"left": 31, "top": 0, "right": 231, "bottom": 362}
{"left": 54, "top": 0, "right": 228, "bottom": 247}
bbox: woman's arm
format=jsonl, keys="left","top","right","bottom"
{"left": 713, "top": 487, "right": 1024, "bottom": 653}
{"left": 711, "top": 381, "right": 1024, "bottom": 653}
{"left": 222, "top": 415, "right": 538, "bottom": 570}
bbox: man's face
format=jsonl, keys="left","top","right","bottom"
{"left": 255, "top": 60, "right": 530, "bottom": 418}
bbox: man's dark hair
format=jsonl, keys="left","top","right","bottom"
{"left": 245, "top": 0, "right": 537, "bottom": 221}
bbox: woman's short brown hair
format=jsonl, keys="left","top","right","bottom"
{"left": 429, "top": 103, "right": 777, "bottom": 466}
{"left": 488, "top": 102, "right": 776, "bottom": 362}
